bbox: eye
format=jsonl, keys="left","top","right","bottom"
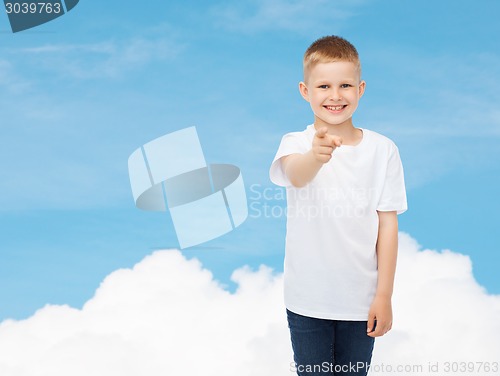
{"left": 318, "top": 84, "right": 329, "bottom": 89}
{"left": 340, "top": 84, "right": 353, "bottom": 88}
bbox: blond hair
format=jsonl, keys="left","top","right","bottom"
{"left": 303, "top": 35, "right": 361, "bottom": 81}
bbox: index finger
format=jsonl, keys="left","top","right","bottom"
{"left": 331, "top": 135, "right": 343, "bottom": 147}
{"left": 315, "top": 127, "right": 328, "bottom": 138}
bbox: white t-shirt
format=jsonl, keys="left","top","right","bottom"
{"left": 270, "top": 124, "right": 407, "bottom": 320}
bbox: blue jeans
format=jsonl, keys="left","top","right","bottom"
{"left": 287, "top": 309, "right": 375, "bottom": 376}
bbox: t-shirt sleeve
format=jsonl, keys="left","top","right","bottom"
{"left": 269, "top": 132, "right": 308, "bottom": 187}
{"left": 377, "top": 143, "right": 408, "bottom": 214}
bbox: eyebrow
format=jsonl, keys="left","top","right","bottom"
{"left": 313, "top": 78, "right": 358, "bottom": 85}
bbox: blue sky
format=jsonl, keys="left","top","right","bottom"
{"left": 0, "top": 0, "right": 499, "bottom": 321}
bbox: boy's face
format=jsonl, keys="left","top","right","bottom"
{"left": 299, "top": 61, "right": 365, "bottom": 129}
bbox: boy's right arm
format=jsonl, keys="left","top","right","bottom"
{"left": 281, "top": 127, "right": 342, "bottom": 188}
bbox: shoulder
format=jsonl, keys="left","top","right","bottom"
{"left": 281, "top": 124, "right": 315, "bottom": 141}
{"left": 364, "top": 128, "right": 397, "bottom": 147}
{"left": 278, "top": 124, "right": 315, "bottom": 150}
{"left": 363, "top": 128, "right": 400, "bottom": 153}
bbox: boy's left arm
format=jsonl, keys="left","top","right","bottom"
{"left": 367, "top": 210, "right": 398, "bottom": 338}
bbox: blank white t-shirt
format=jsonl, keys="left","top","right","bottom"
{"left": 270, "top": 125, "right": 407, "bottom": 320}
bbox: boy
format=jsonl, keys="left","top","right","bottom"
{"left": 269, "top": 36, "right": 407, "bottom": 375}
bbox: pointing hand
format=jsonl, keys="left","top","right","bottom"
{"left": 312, "top": 127, "right": 342, "bottom": 163}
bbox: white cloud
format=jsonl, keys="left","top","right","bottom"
{"left": 364, "top": 50, "right": 500, "bottom": 138}
{"left": 0, "top": 251, "right": 292, "bottom": 376}
{"left": 210, "top": 0, "right": 365, "bottom": 34}
{"left": 372, "top": 234, "right": 500, "bottom": 375}
{"left": 0, "top": 59, "right": 32, "bottom": 94}
{"left": 0, "top": 25, "right": 190, "bottom": 210}
{"left": 9, "top": 35, "right": 183, "bottom": 80}
{"left": 0, "top": 232, "right": 499, "bottom": 376}
{"left": 0, "top": 31, "right": 186, "bottom": 210}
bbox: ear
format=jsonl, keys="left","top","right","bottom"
{"left": 358, "top": 80, "right": 366, "bottom": 98}
{"left": 299, "top": 81, "right": 310, "bottom": 102}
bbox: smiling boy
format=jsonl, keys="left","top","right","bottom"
{"left": 270, "top": 36, "right": 407, "bottom": 375}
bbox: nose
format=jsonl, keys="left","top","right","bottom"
{"left": 329, "top": 88, "right": 342, "bottom": 102}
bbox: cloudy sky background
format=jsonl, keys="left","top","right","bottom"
{"left": 0, "top": 0, "right": 499, "bottom": 374}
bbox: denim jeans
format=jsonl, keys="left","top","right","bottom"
{"left": 287, "top": 309, "right": 375, "bottom": 376}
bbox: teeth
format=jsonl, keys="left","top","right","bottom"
{"left": 326, "top": 105, "right": 344, "bottom": 111}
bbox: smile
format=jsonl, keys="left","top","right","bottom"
{"left": 324, "top": 105, "right": 347, "bottom": 112}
